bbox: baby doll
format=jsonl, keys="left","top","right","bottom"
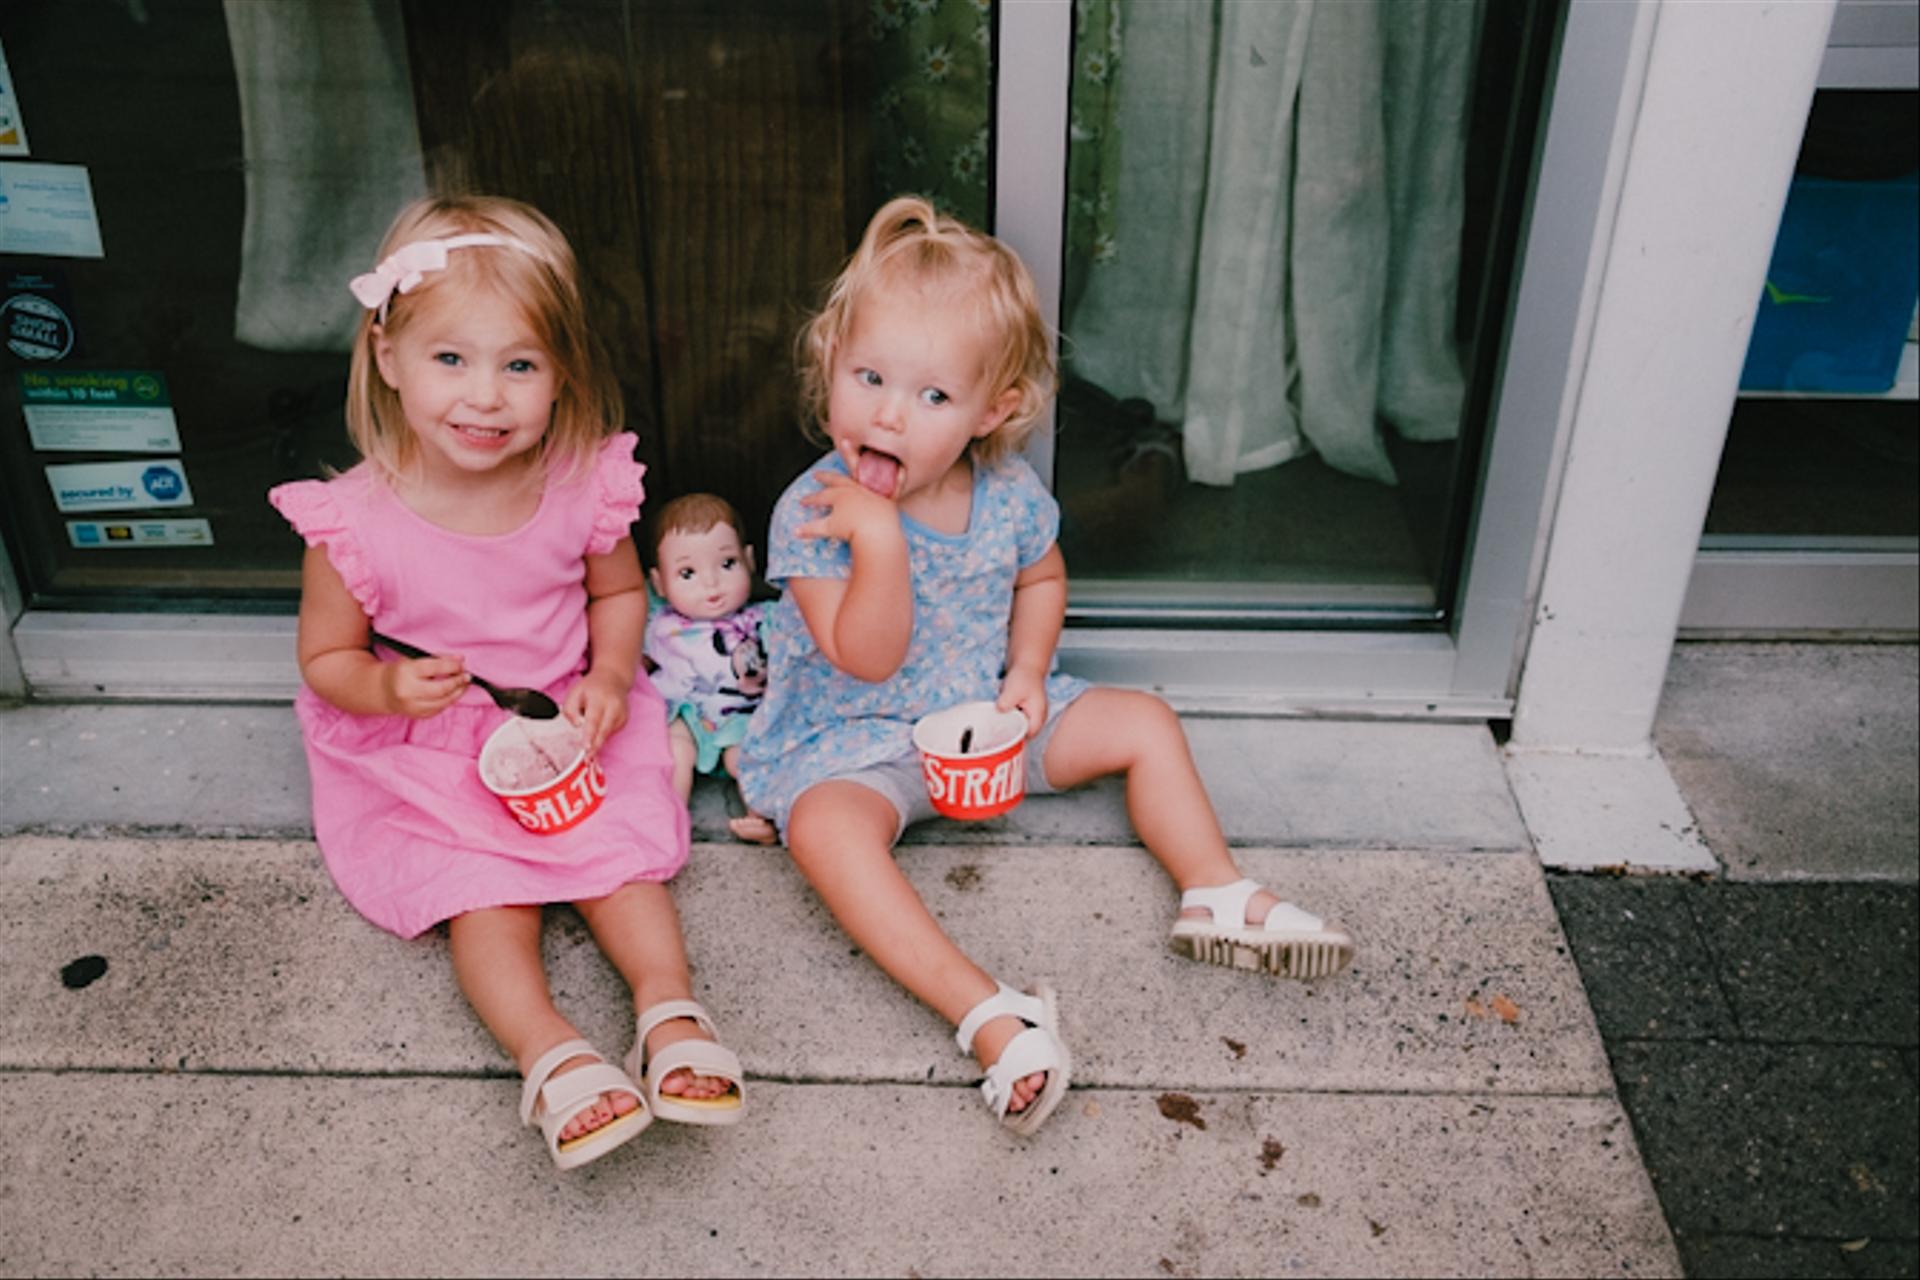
{"left": 644, "top": 493, "right": 776, "bottom": 843}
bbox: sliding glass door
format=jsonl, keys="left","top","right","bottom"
{"left": 3, "top": 0, "right": 1635, "bottom": 713}
{"left": 1044, "top": 0, "right": 1561, "bottom": 626}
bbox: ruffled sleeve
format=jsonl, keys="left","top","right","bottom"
{"left": 267, "top": 477, "right": 382, "bottom": 619}
{"left": 587, "top": 432, "right": 647, "bottom": 557}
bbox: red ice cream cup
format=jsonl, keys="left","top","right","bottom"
{"left": 479, "top": 717, "right": 607, "bottom": 835}
{"left": 911, "top": 701, "right": 1030, "bottom": 821}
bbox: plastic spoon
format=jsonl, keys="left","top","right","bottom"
{"left": 368, "top": 631, "right": 561, "bottom": 720}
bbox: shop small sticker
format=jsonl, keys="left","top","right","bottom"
{"left": 2, "top": 288, "right": 74, "bottom": 361}
{"left": 45, "top": 458, "right": 194, "bottom": 513}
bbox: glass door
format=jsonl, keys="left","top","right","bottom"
{"left": 3, "top": 0, "right": 1641, "bottom": 712}
{"left": 1046, "top": 0, "right": 1563, "bottom": 626}
{"left": 1683, "top": 77, "right": 1920, "bottom": 635}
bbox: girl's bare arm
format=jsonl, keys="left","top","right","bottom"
{"left": 1005, "top": 543, "right": 1068, "bottom": 681}
{"left": 570, "top": 536, "right": 649, "bottom": 750}
{"left": 997, "top": 543, "right": 1068, "bottom": 730}
{"left": 296, "top": 544, "right": 466, "bottom": 717}
{"left": 791, "top": 473, "right": 913, "bottom": 681}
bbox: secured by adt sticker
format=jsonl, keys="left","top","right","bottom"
{"left": 45, "top": 458, "right": 194, "bottom": 513}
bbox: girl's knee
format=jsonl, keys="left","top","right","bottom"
{"left": 1071, "top": 686, "right": 1187, "bottom": 752}
{"left": 786, "top": 784, "right": 896, "bottom": 865}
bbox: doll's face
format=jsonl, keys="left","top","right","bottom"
{"left": 649, "top": 522, "right": 755, "bottom": 621}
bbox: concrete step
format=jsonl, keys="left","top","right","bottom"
{"left": 0, "top": 1074, "right": 1678, "bottom": 1278}
{"left": 3, "top": 836, "right": 1608, "bottom": 1095}
{"left": 0, "top": 705, "right": 1529, "bottom": 851}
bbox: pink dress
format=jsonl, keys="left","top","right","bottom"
{"left": 267, "top": 433, "right": 688, "bottom": 939}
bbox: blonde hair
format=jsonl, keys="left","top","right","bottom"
{"left": 345, "top": 195, "right": 619, "bottom": 481}
{"left": 797, "top": 195, "right": 1057, "bottom": 466}
{"left": 646, "top": 492, "right": 746, "bottom": 569}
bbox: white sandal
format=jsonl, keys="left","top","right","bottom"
{"left": 955, "top": 983, "right": 1071, "bottom": 1137}
{"left": 518, "top": 1038, "right": 651, "bottom": 1170}
{"left": 623, "top": 999, "right": 745, "bottom": 1126}
{"left": 1169, "top": 878, "right": 1354, "bottom": 979}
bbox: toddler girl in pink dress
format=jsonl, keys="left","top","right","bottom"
{"left": 269, "top": 194, "right": 743, "bottom": 1170}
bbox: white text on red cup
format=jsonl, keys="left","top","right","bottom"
{"left": 922, "top": 754, "right": 1024, "bottom": 814}
{"left": 507, "top": 759, "right": 607, "bottom": 833}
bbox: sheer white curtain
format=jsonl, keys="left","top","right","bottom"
{"left": 1066, "top": 0, "right": 1482, "bottom": 487}
{"left": 225, "top": 0, "right": 426, "bottom": 352}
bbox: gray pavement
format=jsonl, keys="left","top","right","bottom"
{"left": 0, "top": 641, "right": 1913, "bottom": 1277}
{"left": 1550, "top": 641, "right": 1920, "bottom": 1280}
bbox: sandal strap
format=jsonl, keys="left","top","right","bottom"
{"left": 954, "top": 982, "right": 1046, "bottom": 1054}
{"left": 1259, "top": 900, "right": 1327, "bottom": 933}
{"left": 643, "top": 1038, "right": 744, "bottom": 1096}
{"left": 1179, "top": 879, "right": 1327, "bottom": 933}
{"left": 1178, "top": 878, "right": 1261, "bottom": 926}
{"left": 519, "top": 1038, "right": 598, "bottom": 1126}
{"left": 979, "top": 1025, "right": 1065, "bottom": 1120}
{"left": 533, "top": 1061, "right": 642, "bottom": 1130}
{"left": 633, "top": 999, "right": 718, "bottom": 1065}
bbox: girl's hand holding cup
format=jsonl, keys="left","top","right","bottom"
{"left": 383, "top": 653, "right": 469, "bottom": 718}
{"left": 564, "top": 669, "right": 629, "bottom": 756}
{"left": 996, "top": 665, "right": 1049, "bottom": 741}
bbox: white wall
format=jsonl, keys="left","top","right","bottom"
{"left": 1510, "top": 0, "right": 1836, "bottom": 751}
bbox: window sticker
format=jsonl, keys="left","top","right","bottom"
{"left": 0, "top": 162, "right": 104, "bottom": 258}
{"left": 20, "top": 369, "right": 179, "bottom": 452}
{"left": 67, "top": 518, "right": 213, "bottom": 549}
{"left": 45, "top": 458, "right": 194, "bottom": 513}
{"left": 0, "top": 40, "right": 26, "bottom": 156}
{"left": 2, "top": 269, "right": 83, "bottom": 363}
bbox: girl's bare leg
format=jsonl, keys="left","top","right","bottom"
{"left": 448, "top": 904, "right": 639, "bottom": 1141}
{"left": 786, "top": 781, "right": 1048, "bottom": 1113}
{"left": 574, "top": 881, "right": 731, "bottom": 1099}
{"left": 1040, "top": 688, "right": 1283, "bottom": 924}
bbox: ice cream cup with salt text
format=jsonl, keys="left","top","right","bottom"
{"left": 479, "top": 715, "right": 606, "bottom": 835}
{"left": 911, "top": 701, "right": 1030, "bottom": 821}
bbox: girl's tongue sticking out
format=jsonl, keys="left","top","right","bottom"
{"left": 855, "top": 448, "right": 902, "bottom": 499}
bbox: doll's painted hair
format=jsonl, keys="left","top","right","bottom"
{"left": 796, "top": 195, "right": 1057, "bottom": 466}
{"left": 344, "top": 194, "right": 619, "bottom": 481}
{"left": 646, "top": 492, "right": 747, "bottom": 569}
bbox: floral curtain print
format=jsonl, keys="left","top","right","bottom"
{"left": 1064, "top": 0, "right": 1122, "bottom": 320}
{"left": 869, "top": 0, "right": 994, "bottom": 228}
{"left": 868, "top": 0, "right": 1119, "bottom": 281}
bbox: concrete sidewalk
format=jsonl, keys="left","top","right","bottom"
{"left": 7, "top": 643, "right": 1914, "bottom": 1278}
{"left": 0, "top": 704, "right": 1683, "bottom": 1278}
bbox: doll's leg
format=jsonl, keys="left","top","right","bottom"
{"left": 665, "top": 718, "right": 698, "bottom": 804}
{"left": 1041, "top": 688, "right": 1283, "bottom": 925}
{"left": 786, "top": 781, "right": 1049, "bottom": 1114}
{"left": 448, "top": 904, "right": 640, "bottom": 1142}
{"left": 575, "top": 882, "right": 732, "bottom": 1099}
{"left": 720, "top": 744, "right": 776, "bottom": 844}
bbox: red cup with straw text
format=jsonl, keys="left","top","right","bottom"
{"left": 911, "top": 701, "right": 1030, "bottom": 820}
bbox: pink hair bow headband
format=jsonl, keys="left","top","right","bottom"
{"left": 348, "top": 233, "right": 549, "bottom": 315}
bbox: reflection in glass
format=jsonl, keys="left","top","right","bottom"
{"left": 0, "top": 0, "right": 995, "bottom": 609}
{"left": 1056, "top": 0, "right": 1544, "bottom": 620}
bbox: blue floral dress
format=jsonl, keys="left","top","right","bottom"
{"left": 738, "top": 452, "right": 1086, "bottom": 830}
